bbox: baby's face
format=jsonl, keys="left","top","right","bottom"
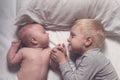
{"left": 19, "top": 24, "right": 49, "bottom": 48}
{"left": 31, "top": 24, "right": 49, "bottom": 48}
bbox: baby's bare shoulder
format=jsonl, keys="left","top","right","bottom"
{"left": 18, "top": 48, "right": 37, "bottom": 58}
{"left": 18, "top": 47, "right": 33, "bottom": 53}
{"left": 19, "top": 47, "right": 29, "bottom": 51}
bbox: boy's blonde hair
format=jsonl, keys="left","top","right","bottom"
{"left": 74, "top": 19, "right": 105, "bottom": 48}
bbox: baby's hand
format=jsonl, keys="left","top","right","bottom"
{"left": 49, "top": 58, "right": 59, "bottom": 71}
{"left": 11, "top": 40, "right": 21, "bottom": 47}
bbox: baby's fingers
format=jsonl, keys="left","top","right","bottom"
{"left": 11, "top": 40, "right": 21, "bottom": 47}
{"left": 50, "top": 53, "right": 57, "bottom": 62}
{"left": 51, "top": 48, "right": 58, "bottom": 53}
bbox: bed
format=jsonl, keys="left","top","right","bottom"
{"left": 0, "top": 0, "right": 120, "bottom": 80}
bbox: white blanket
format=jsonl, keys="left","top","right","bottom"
{"left": 0, "top": 0, "right": 120, "bottom": 80}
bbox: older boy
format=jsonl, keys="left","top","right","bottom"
{"left": 51, "top": 19, "right": 119, "bottom": 80}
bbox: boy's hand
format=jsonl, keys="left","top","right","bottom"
{"left": 50, "top": 44, "right": 68, "bottom": 65}
{"left": 57, "top": 44, "right": 67, "bottom": 55}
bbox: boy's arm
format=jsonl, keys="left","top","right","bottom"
{"left": 59, "top": 56, "right": 101, "bottom": 80}
{"left": 51, "top": 44, "right": 100, "bottom": 80}
{"left": 7, "top": 40, "right": 23, "bottom": 66}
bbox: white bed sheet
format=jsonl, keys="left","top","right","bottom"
{"left": 0, "top": 0, "right": 120, "bottom": 80}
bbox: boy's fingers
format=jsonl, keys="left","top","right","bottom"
{"left": 57, "top": 46, "right": 63, "bottom": 51}
{"left": 62, "top": 43, "right": 67, "bottom": 51}
{"left": 52, "top": 47, "right": 62, "bottom": 52}
{"left": 62, "top": 43, "right": 65, "bottom": 48}
{"left": 57, "top": 44, "right": 60, "bottom": 46}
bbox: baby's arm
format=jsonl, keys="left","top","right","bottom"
{"left": 49, "top": 58, "right": 59, "bottom": 71}
{"left": 7, "top": 40, "right": 23, "bottom": 66}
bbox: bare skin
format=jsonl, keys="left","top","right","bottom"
{"left": 7, "top": 24, "right": 58, "bottom": 80}
{"left": 7, "top": 41, "right": 51, "bottom": 80}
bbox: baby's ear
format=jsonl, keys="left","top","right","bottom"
{"left": 85, "top": 37, "right": 93, "bottom": 47}
{"left": 31, "top": 37, "right": 38, "bottom": 45}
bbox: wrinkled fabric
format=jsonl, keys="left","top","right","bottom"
{"left": 16, "top": 0, "right": 120, "bottom": 36}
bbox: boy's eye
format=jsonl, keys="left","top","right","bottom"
{"left": 70, "top": 32, "right": 75, "bottom": 38}
{"left": 71, "top": 35, "right": 74, "bottom": 38}
{"left": 42, "top": 31, "right": 46, "bottom": 34}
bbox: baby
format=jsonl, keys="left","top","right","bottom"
{"left": 7, "top": 23, "right": 51, "bottom": 80}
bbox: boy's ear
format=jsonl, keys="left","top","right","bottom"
{"left": 85, "top": 37, "right": 93, "bottom": 47}
{"left": 31, "top": 37, "right": 38, "bottom": 45}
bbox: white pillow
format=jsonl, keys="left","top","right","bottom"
{"left": 15, "top": 0, "right": 120, "bottom": 35}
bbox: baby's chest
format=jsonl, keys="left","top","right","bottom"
{"left": 24, "top": 53, "right": 50, "bottom": 62}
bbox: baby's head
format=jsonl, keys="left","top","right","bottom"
{"left": 17, "top": 23, "right": 49, "bottom": 48}
{"left": 68, "top": 19, "right": 105, "bottom": 54}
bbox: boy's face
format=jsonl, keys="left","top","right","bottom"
{"left": 67, "top": 25, "right": 86, "bottom": 54}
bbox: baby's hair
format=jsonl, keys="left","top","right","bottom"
{"left": 16, "top": 23, "right": 38, "bottom": 47}
{"left": 16, "top": 23, "right": 37, "bottom": 37}
{"left": 74, "top": 19, "right": 106, "bottom": 48}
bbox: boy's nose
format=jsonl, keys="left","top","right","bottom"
{"left": 67, "top": 37, "right": 70, "bottom": 42}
